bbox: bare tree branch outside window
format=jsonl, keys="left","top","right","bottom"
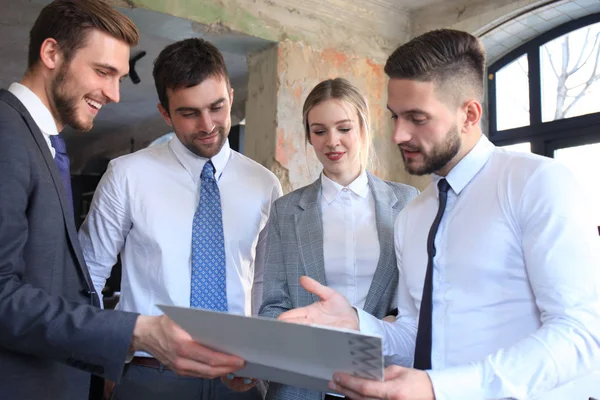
{"left": 543, "top": 26, "right": 600, "bottom": 120}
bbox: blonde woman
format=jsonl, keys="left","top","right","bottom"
{"left": 259, "top": 78, "right": 419, "bottom": 400}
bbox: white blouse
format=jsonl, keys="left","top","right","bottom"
{"left": 320, "top": 171, "right": 379, "bottom": 309}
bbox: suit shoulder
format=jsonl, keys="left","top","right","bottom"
{"left": 273, "top": 184, "right": 311, "bottom": 210}
{"left": 383, "top": 180, "right": 419, "bottom": 197}
{"left": 0, "top": 100, "right": 29, "bottom": 138}
{"left": 0, "top": 101, "right": 33, "bottom": 158}
{"left": 368, "top": 171, "right": 420, "bottom": 200}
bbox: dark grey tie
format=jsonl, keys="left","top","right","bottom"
{"left": 414, "top": 178, "right": 450, "bottom": 370}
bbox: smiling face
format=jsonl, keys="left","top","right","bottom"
{"left": 387, "top": 78, "right": 463, "bottom": 176}
{"left": 49, "top": 29, "right": 130, "bottom": 131}
{"left": 158, "top": 74, "right": 233, "bottom": 159}
{"left": 307, "top": 99, "right": 363, "bottom": 186}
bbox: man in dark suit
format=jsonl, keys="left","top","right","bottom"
{"left": 0, "top": 1, "right": 247, "bottom": 399}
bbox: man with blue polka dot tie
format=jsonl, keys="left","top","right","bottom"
{"left": 79, "top": 37, "right": 282, "bottom": 400}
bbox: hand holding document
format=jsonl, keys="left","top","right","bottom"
{"left": 158, "top": 303, "right": 384, "bottom": 394}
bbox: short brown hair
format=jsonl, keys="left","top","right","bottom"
{"left": 303, "top": 78, "right": 372, "bottom": 171}
{"left": 153, "top": 38, "right": 230, "bottom": 113}
{"left": 28, "top": 0, "right": 139, "bottom": 69}
{"left": 385, "top": 29, "right": 486, "bottom": 106}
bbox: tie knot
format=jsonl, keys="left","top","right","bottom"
{"left": 49, "top": 134, "right": 67, "bottom": 154}
{"left": 437, "top": 178, "right": 450, "bottom": 194}
{"left": 201, "top": 161, "right": 216, "bottom": 180}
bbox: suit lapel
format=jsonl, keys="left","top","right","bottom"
{"left": 295, "top": 178, "right": 327, "bottom": 302}
{"left": 0, "top": 90, "right": 94, "bottom": 292}
{"left": 362, "top": 172, "right": 399, "bottom": 314}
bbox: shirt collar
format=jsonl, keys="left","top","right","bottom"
{"left": 321, "top": 170, "right": 369, "bottom": 204}
{"left": 8, "top": 82, "right": 59, "bottom": 136}
{"left": 432, "top": 134, "right": 495, "bottom": 195}
{"left": 169, "top": 134, "right": 231, "bottom": 183}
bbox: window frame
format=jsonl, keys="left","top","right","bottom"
{"left": 487, "top": 12, "right": 600, "bottom": 157}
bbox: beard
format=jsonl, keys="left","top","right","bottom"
{"left": 51, "top": 63, "right": 93, "bottom": 132}
{"left": 401, "top": 125, "right": 461, "bottom": 176}
{"left": 183, "top": 126, "right": 228, "bottom": 158}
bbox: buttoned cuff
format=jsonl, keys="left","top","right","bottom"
{"left": 427, "top": 363, "right": 485, "bottom": 400}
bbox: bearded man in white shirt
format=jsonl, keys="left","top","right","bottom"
{"left": 277, "top": 29, "right": 600, "bottom": 399}
{"left": 79, "top": 38, "right": 282, "bottom": 399}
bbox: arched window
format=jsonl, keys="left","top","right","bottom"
{"left": 488, "top": 12, "right": 600, "bottom": 225}
{"left": 488, "top": 13, "right": 600, "bottom": 154}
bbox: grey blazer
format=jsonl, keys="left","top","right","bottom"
{"left": 0, "top": 89, "right": 138, "bottom": 400}
{"left": 259, "top": 171, "right": 419, "bottom": 400}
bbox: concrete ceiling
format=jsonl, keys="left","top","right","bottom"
{"left": 1, "top": 0, "right": 274, "bottom": 173}
{"left": 386, "top": 0, "right": 451, "bottom": 9}
{"left": 303, "top": 0, "right": 449, "bottom": 12}
{"left": 481, "top": 0, "right": 600, "bottom": 64}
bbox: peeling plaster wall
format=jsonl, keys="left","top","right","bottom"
{"left": 246, "top": 40, "right": 429, "bottom": 193}
{"left": 245, "top": 44, "right": 293, "bottom": 192}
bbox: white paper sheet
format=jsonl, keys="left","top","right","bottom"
{"left": 158, "top": 305, "right": 384, "bottom": 393}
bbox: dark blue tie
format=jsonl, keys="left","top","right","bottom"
{"left": 190, "top": 161, "right": 228, "bottom": 311}
{"left": 414, "top": 178, "right": 450, "bottom": 370}
{"left": 49, "top": 134, "right": 73, "bottom": 208}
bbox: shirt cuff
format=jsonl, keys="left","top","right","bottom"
{"left": 356, "top": 308, "right": 387, "bottom": 346}
{"left": 427, "top": 364, "right": 485, "bottom": 400}
{"left": 357, "top": 308, "right": 383, "bottom": 335}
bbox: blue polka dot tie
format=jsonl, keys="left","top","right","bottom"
{"left": 190, "top": 161, "right": 228, "bottom": 311}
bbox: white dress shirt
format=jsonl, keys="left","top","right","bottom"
{"left": 358, "top": 135, "right": 600, "bottom": 399}
{"left": 321, "top": 171, "right": 380, "bottom": 309}
{"left": 79, "top": 137, "right": 282, "bottom": 324}
{"left": 8, "top": 82, "right": 58, "bottom": 157}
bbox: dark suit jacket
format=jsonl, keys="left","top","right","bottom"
{"left": 260, "top": 172, "right": 419, "bottom": 400}
{"left": 0, "top": 89, "right": 138, "bottom": 400}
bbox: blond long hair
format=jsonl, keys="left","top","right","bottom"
{"left": 302, "top": 78, "right": 371, "bottom": 172}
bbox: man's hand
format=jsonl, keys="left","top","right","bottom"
{"left": 220, "top": 374, "right": 257, "bottom": 392}
{"left": 277, "top": 276, "right": 359, "bottom": 330}
{"left": 131, "top": 314, "right": 245, "bottom": 378}
{"left": 329, "top": 365, "right": 435, "bottom": 400}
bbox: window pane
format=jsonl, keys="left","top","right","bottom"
{"left": 541, "top": 21, "right": 600, "bottom": 122}
{"left": 554, "top": 142, "right": 600, "bottom": 227}
{"left": 495, "top": 54, "right": 530, "bottom": 131}
{"left": 500, "top": 142, "right": 531, "bottom": 153}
